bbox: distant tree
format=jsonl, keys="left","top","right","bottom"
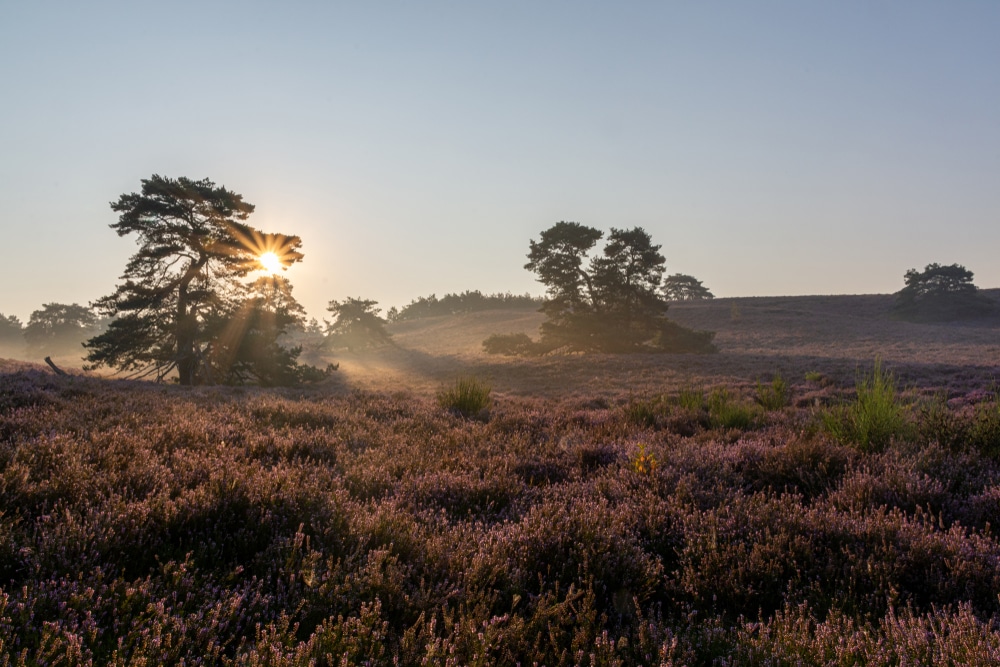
{"left": 893, "top": 262, "right": 996, "bottom": 322}
{"left": 662, "top": 273, "right": 715, "bottom": 301}
{"left": 394, "top": 291, "right": 540, "bottom": 321}
{"left": 24, "top": 303, "right": 101, "bottom": 355}
{"left": 523, "top": 222, "right": 715, "bottom": 353}
{"left": 0, "top": 314, "right": 23, "bottom": 349}
{"left": 326, "top": 298, "right": 393, "bottom": 350}
{"left": 84, "top": 175, "right": 308, "bottom": 384}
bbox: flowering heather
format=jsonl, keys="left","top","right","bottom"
{"left": 2, "top": 364, "right": 1000, "bottom": 664}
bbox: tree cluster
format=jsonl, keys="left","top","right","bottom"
{"left": 893, "top": 263, "right": 997, "bottom": 322}
{"left": 0, "top": 314, "right": 24, "bottom": 353}
{"left": 0, "top": 304, "right": 105, "bottom": 358}
{"left": 391, "top": 291, "right": 541, "bottom": 321}
{"left": 520, "top": 222, "right": 715, "bottom": 353}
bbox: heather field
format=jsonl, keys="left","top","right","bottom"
{"left": 3, "top": 294, "right": 1000, "bottom": 665}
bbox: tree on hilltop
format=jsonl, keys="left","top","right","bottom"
{"left": 521, "top": 221, "right": 715, "bottom": 353}
{"left": 893, "top": 262, "right": 997, "bottom": 322}
{"left": 662, "top": 273, "right": 715, "bottom": 301}
{"left": 325, "top": 298, "right": 393, "bottom": 351}
{"left": 84, "top": 175, "right": 322, "bottom": 385}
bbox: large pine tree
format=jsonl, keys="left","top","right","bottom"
{"left": 85, "top": 175, "right": 307, "bottom": 384}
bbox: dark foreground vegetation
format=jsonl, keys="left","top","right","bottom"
{"left": 2, "top": 365, "right": 1000, "bottom": 664}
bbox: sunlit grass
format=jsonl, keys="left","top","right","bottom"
{"left": 437, "top": 375, "right": 492, "bottom": 417}
{"left": 755, "top": 373, "right": 790, "bottom": 411}
{"left": 822, "top": 358, "right": 908, "bottom": 452}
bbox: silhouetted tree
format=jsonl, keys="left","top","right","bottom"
{"left": 0, "top": 314, "right": 25, "bottom": 357}
{"left": 0, "top": 314, "right": 23, "bottom": 345}
{"left": 394, "top": 291, "right": 540, "bottom": 321}
{"left": 85, "top": 175, "right": 306, "bottom": 384}
{"left": 523, "top": 222, "right": 715, "bottom": 353}
{"left": 200, "top": 276, "right": 328, "bottom": 386}
{"left": 525, "top": 222, "right": 603, "bottom": 321}
{"left": 893, "top": 263, "right": 996, "bottom": 322}
{"left": 590, "top": 227, "right": 668, "bottom": 344}
{"left": 326, "top": 298, "right": 393, "bottom": 350}
{"left": 662, "top": 273, "right": 715, "bottom": 301}
{"left": 24, "top": 303, "right": 100, "bottom": 356}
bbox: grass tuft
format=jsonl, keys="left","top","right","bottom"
{"left": 677, "top": 386, "right": 706, "bottom": 411}
{"left": 437, "top": 375, "right": 492, "bottom": 417}
{"left": 756, "top": 373, "right": 790, "bottom": 411}
{"left": 708, "top": 388, "right": 759, "bottom": 430}
{"left": 822, "top": 358, "right": 907, "bottom": 452}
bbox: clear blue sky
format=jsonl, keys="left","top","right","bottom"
{"left": 2, "top": 1, "right": 998, "bottom": 323}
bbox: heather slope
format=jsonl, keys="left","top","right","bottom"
{"left": 2, "top": 364, "right": 1000, "bottom": 663}
{"left": 329, "top": 293, "right": 1000, "bottom": 397}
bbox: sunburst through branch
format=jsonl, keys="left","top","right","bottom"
{"left": 226, "top": 224, "right": 305, "bottom": 275}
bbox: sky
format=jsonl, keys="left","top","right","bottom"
{"left": 1, "top": 1, "right": 998, "bottom": 324}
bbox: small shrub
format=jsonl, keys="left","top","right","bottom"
{"left": 437, "top": 376, "right": 492, "bottom": 417}
{"left": 482, "top": 333, "right": 539, "bottom": 356}
{"left": 622, "top": 396, "right": 667, "bottom": 428}
{"left": 756, "top": 373, "right": 790, "bottom": 411}
{"left": 916, "top": 394, "right": 968, "bottom": 451}
{"left": 708, "top": 388, "right": 759, "bottom": 430}
{"left": 822, "top": 358, "right": 908, "bottom": 452}
{"left": 631, "top": 443, "right": 658, "bottom": 476}
{"left": 650, "top": 320, "right": 717, "bottom": 354}
{"left": 804, "top": 371, "right": 824, "bottom": 383}
{"left": 969, "top": 395, "right": 1000, "bottom": 458}
{"left": 677, "top": 386, "right": 706, "bottom": 411}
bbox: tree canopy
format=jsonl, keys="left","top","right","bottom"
{"left": 25, "top": 303, "right": 101, "bottom": 356}
{"left": 85, "top": 175, "right": 317, "bottom": 385}
{"left": 662, "top": 273, "right": 715, "bottom": 301}
{"left": 391, "top": 291, "right": 540, "bottom": 321}
{"left": 893, "top": 262, "right": 997, "bottom": 322}
{"left": 523, "top": 222, "right": 715, "bottom": 353}
{"left": 0, "top": 314, "right": 24, "bottom": 351}
{"left": 325, "top": 298, "right": 393, "bottom": 351}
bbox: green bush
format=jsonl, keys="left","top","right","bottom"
{"left": 651, "top": 319, "right": 717, "bottom": 353}
{"left": 437, "top": 376, "right": 492, "bottom": 417}
{"left": 969, "top": 395, "right": 1000, "bottom": 458}
{"left": 822, "top": 358, "right": 908, "bottom": 452}
{"left": 482, "top": 333, "right": 539, "bottom": 356}
{"left": 756, "top": 374, "right": 790, "bottom": 411}
{"left": 916, "top": 394, "right": 968, "bottom": 450}
{"left": 709, "top": 388, "right": 759, "bottom": 430}
{"left": 677, "top": 386, "right": 706, "bottom": 411}
{"left": 622, "top": 396, "right": 669, "bottom": 428}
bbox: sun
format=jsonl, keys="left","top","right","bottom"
{"left": 258, "top": 251, "right": 283, "bottom": 274}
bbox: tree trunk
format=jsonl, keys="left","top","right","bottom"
{"left": 44, "top": 356, "right": 68, "bottom": 376}
{"left": 176, "top": 295, "right": 195, "bottom": 386}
